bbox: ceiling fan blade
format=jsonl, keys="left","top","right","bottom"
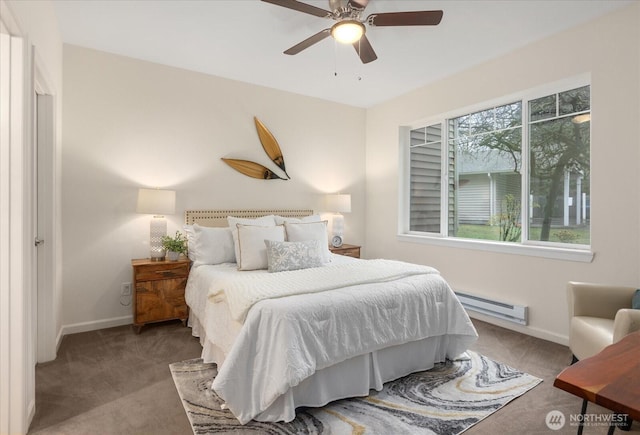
{"left": 367, "top": 10, "right": 443, "bottom": 26}
{"left": 348, "top": 0, "right": 369, "bottom": 11}
{"left": 261, "top": 0, "right": 332, "bottom": 18}
{"left": 284, "top": 29, "right": 332, "bottom": 55}
{"left": 353, "top": 34, "right": 377, "bottom": 64}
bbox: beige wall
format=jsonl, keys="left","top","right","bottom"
{"left": 61, "top": 45, "right": 366, "bottom": 331}
{"left": 365, "top": 3, "right": 640, "bottom": 344}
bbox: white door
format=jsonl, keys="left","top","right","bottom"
{"left": 35, "top": 92, "right": 56, "bottom": 363}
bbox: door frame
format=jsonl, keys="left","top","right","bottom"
{"left": 1, "top": 1, "right": 60, "bottom": 433}
{"left": 0, "top": 29, "right": 34, "bottom": 435}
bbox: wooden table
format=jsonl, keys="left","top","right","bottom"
{"left": 131, "top": 257, "right": 190, "bottom": 333}
{"left": 329, "top": 244, "right": 361, "bottom": 258}
{"left": 554, "top": 331, "right": 640, "bottom": 434}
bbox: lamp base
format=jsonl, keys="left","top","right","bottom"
{"left": 331, "top": 213, "right": 345, "bottom": 243}
{"left": 150, "top": 216, "right": 167, "bottom": 261}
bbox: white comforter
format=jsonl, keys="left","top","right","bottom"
{"left": 209, "top": 260, "right": 477, "bottom": 424}
{"left": 210, "top": 259, "right": 439, "bottom": 322}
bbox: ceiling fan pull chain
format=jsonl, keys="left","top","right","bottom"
{"left": 358, "top": 38, "right": 361, "bottom": 78}
{"left": 333, "top": 39, "right": 338, "bottom": 77}
{"left": 357, "top": 38, "right": 362, "bottom": 81}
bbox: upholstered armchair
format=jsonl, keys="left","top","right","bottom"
{"left": 567, "top": 281, "right": 640, "bottom": 361}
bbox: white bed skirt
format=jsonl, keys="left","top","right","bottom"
{"left": 189, "top": 311, "right": 473, "bottom": 423}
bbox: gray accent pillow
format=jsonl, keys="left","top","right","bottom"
{"left": 264, "top": 239, "right": 324, "bottom": 273}
{"left": 633, "top": 289, "right": 640, "bottom": 310}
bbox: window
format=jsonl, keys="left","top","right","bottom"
{"left": 405, "top": 83, "right": 590, "bottom": 250}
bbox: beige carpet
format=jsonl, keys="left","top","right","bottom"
{"left": 29, "top": 320, "right": 640, "bottom": 435}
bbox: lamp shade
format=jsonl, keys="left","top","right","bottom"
{"left": 136, "top": 189, "right": 176, "bottom": 216}
{"left": 326, "top": 194, "right": 351, "bottom": 213}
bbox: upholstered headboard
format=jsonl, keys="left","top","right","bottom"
{"left": 184, "top": 209, "right": 314, "bottom": 227}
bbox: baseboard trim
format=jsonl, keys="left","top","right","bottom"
{"left": 467, "top": 311, "right": 569, "bottom": 346}
{"left": 60, "top": 315, "right": 133, "bottom": 337}
{"left": 27, "top": 397, "right": 35, "bottom": 431}
{"left": 55, "top": 327, "right": 64, "bottom": 352}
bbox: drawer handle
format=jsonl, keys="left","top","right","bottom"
{"left": 155, "top": 270, "right": 174, "bottom": 276}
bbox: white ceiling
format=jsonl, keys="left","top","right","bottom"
{"left": 53, "top": 0, "right": 631, "bottom": 108}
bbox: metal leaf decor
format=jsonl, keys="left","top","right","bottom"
{"left": 254, "top": 117, "right": 290, "bottom": 179}
{"left": 221, "top": 158, "right": 285, "bottom": 180}
{"left": 221, "top": 117, "right": 290, "bottom": 181}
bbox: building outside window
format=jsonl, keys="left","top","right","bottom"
{"left": 405, "top": 82, "right": 590, "bottom": 249}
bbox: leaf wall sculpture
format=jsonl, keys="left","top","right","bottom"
{"left": 254, "top": 117, "right": 290, "bottom": 179}
{"left": 221, "top": 117, "right": 290, "bottom": 180}
{"left": 221, "top": 158, "right": 285, "bottom": 180}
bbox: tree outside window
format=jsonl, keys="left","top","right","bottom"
{"left": 407, "top": 84, "right": 590, "bottom": 247}
{"left": 529, "top": 85, "right": 590, "bottom": 245}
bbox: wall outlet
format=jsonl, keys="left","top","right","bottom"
{"left": 121, "top": 282, "right": 132, "bottom": 296}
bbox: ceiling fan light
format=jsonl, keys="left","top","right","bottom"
{"left": 331, "top": 20, "right": 365, "bottom": 44}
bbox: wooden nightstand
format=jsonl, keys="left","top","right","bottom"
{"left": 131, "top": 257, "right": 191, "bottom": 333}
{"left": 329, "top": 244, "right": 361, "bottom": 258}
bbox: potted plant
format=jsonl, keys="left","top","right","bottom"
{"left": 161, "top": 231, "right": 187, "bottom": 261}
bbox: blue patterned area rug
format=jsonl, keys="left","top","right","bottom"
{"left": 170, "top": 351, "right": 541, "bottom": 435}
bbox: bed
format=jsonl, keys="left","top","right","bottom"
{"left": 183, "top": 209, "right": 478, "bottom": 425}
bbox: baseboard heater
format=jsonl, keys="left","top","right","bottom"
{"left": 455, "top": 291, "right": 528, "bottom": 325}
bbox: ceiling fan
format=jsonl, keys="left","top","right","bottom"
{"left": 261, "top": 0, "right": 443, "bottom": 64}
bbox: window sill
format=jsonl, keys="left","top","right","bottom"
{"left": 396, "top": 233, "right": 594, "bottom": 263}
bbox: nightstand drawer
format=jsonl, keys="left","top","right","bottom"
{"left": 135, "top": 277, "right": 187, "bottom": 296}
{"left": 337, "top": 247, "right": 360, "bottom": 258}
{"left": 134, "top": 263, "right": 189, "bottom": 282}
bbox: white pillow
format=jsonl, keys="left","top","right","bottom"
{"left": 227, "top": 215, "right": 276, "bottom": 228}
{"left": 228, "top": 215, "right": 276, "bottom": 263}
{"left": 182, "top": 224, "right": 196, "bottom": 261}
{"left": 274, "top": 214, "right": 321, "bottom": 225}
{"left": 265, "top": 239, "right": 323, "bottom": 272}
{"left": 284, "top": 221, "right": 331, "bottom": 263}
{"left": 192, "top": 224, "right": 235, "bottom": 267}
{"left": 236, "top": 224, "right": 285, "bottom": 271}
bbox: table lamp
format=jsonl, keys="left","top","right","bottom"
{"left": 136, "top": 188, "right": 176, "bottom": 261}
{"left": 326, "top": 193, "right": 351, "bottom": 247}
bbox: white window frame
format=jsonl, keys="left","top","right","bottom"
{"left": 398, "top": 74, "right": 594, "bottom": 263}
